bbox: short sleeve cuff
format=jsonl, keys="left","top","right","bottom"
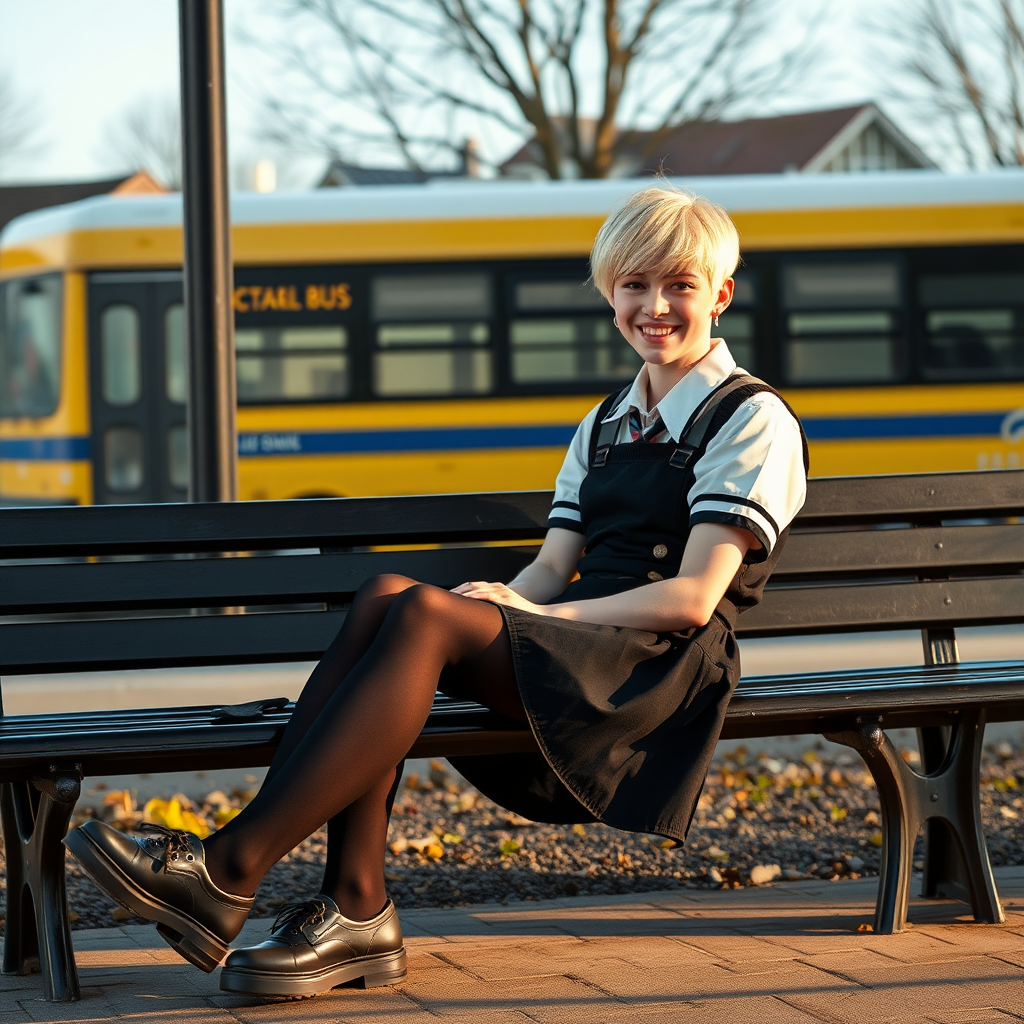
{"left": 690, "top": 499, "right": 775, "bottom": 563}
{"left": 548, "top": 500, "right": 584, "bottom": 534}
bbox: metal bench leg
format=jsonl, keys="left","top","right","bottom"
{"left": 826, "top": 714, "right": 1002, "bottom": 934}
{"left": 918, "top": 713, "right": 1003, "bottom": 923}
{"left": 1, "top": 780, "right": 40, "bottom": 978}
{"left": 826, "top": 724, "right": 917, "bottom": 933}
{"left": 0, "top": 767, "right": 83, "bottom": 1002}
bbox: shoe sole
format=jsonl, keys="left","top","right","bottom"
{"left": 63, "top": 828, "right": 229, "bottom": 973}
{"left": 220, "top": 947, "right": 408, "bottom": 998}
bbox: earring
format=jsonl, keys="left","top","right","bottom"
{"left": 613, "top": 317, "right": 620, "bottom": 329}
{"left": 714, "top": 314, "right": 720, "bottom": 327}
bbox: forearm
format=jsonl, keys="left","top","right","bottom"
{"left": 507, "top": 559, "right": 571, "bottom": 605}
{"left": 540, "top": 576, "right": 715, "bottom": 632}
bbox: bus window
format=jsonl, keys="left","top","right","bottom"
{"left": 165, "top": 304, "right": 187, "bottom": 403}
{"left": 918, "top": 273, "right": 1024, "bottom": 380}
{"left": 372, "top": 273, "right": 491, "bottom": 320}
{"left": 718, "top": 269, "right": 758, "bottom": 371}
{"left": 375, "top": 322, "right": 492, "bottom": 396}
{"left": 101, "top": 305, "right": 142, "bottom": 405}
{"left": 782, "top": 262, "right": 903, "bottom": 385}
{"left": 717, "top": 311, "right": 755, "bottom": 371}
{"left": 514, "top": 280, "right": 606, "bottom": 311}
{"left": 236, "top": 325, "right": 349, "bottom": 402}
{"left": 0, "top": 274, "right": 62, "bottom": 417}
{"left": 104, "top": 425, "right": 144, "bottom": 492}
{"left": 509, "top": 276, "right": 635, "bottom": 385}
{"left": 168, "top": 424, "right": 189, "bottom": 489}
{"left": 372, "top": 273, "right": 494, "bottom": 397}
{"left": 510, "top": 318, "right": 635, "bottom": 383}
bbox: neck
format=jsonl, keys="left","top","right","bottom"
{"left": 645, "top": 340, "right": 713, "bottom": 408}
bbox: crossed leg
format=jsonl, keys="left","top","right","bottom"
{"left": 202, "top": 575, "right": 525, "bottom": 918}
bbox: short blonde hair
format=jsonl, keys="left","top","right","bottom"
{"left": 590, "top": 185, "right": 740, "bottom": 300}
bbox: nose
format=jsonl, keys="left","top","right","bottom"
{"left": 643, "top": 289, "right": 671, "bottom": 316}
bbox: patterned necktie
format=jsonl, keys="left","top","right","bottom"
{"left": 628, "top": 407, "right": 668, "bottom": 443}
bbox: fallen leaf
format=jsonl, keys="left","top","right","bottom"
{"left": 441, "top": 832, "right": 463, "bottom": 844}
{"left": 500, "top": 839, "right": 521, "bottom": 856}
{"left": 213, "top": 807, "right": 241, "bottom": 828}
{"left": 857, "top": 923, "right": 874, "bottom": 933}
{"left": 868, "top": 831, "right": 883, "bottom": 847}
{"left": 143, "top": 797, "right": 211, "bottom": 839}
{"left": 111, "top": 907, "right": 132, "bottom": 922}
{"left": 830, "top": 804, "right": 848, "bottom": 821}
{"left": 571, "top": 824, "right": 586, "bottom": 837}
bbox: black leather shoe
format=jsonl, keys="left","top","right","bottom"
{"left": 64, "top": 820, "right": 253, "bottom": 972}
{"left": 220, "top": 896, "right": 407, "bottom": 998}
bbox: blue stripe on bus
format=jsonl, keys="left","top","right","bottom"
{"left": 0, "top": 437, "right": 91, "bottom": 460}
{"left": 237, "top": 425, "right": 578, "bottom": 456}
{"left": 0, "top": 410, "right": 1016, "bottom": 463}
{"left": 803, "top": 413, "right": 1006, "bottom": 441}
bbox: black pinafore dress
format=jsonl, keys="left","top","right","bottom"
{"left": 450, "top": 375, "right": 807, "bottom": 843}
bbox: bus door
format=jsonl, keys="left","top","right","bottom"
{"left": 87, "top": 273, "right": 187, "bottom": 504}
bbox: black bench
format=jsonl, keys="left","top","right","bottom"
{"left": 1, "top": 468, "right": 1022, "bottom": 1002}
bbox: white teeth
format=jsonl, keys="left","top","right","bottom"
{"left": 641, "top": 326, "right": 674, "bottom": 336}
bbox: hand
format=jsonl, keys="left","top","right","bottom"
{"left": 450, "top": 581, "right": 543, "bottom": 615}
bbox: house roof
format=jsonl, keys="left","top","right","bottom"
{"left": 0, "top": 170, "right": 165, "bottom": 235}
{"left": 320, "top": 161, "right": 469, "bottom": 188}
{"left": 500, "top": 104, "right": 933, "bottom": 177}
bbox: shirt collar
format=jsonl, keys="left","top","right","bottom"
{"left": 601, "top": 340, "right": 738, "bottom": 440}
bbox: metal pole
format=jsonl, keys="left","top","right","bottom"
{"left": 179, "top": 0, "right": 237, "bottom": 502}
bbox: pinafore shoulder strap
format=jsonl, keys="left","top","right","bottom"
{"left": 589, "top": 373, "right": 806, "bottom": 472}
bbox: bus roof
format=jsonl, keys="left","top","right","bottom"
{"left": 3, "top": 170, "right": 1022, "bottom": 273}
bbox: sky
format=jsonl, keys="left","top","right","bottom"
{"left": 0, "top": 0, "right": 912, "bottom": 188}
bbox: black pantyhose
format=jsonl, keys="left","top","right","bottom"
{"left": 201, "top": 574, "right": 526, "bottom": 920}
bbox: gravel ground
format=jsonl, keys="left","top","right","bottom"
{"left": 15, "top": 740, "right": 1024, "bottom": 931}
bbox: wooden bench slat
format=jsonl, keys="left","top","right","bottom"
{"left": 0, "top": 610, "right": 344, "bottom": 675}
{"left": 0, "top": 492, "right": 552, "bottom": 558}
{"left": 2, "top": 469, "right": 1022, "bottom": 559}
{"left": 737, "top": 575, "right": 1024, "bottom": 636}
{"left": 3, "top": 522, "right": 1020, "bottom": 615}
{"left": 0, "top": 547, "right": 534, "bottom": 615}
{"left": 3, "top": 575, "right": 1021, "bottom": 672}
{"left": 772, "top": 523, "right": 1024, "bottom": 578}
{"left": 796, "top": 469, "right": 1024, "bottom": 525}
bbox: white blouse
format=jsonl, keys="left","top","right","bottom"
{"left": 546, "top": 340, "right": 807, "bottom": 561}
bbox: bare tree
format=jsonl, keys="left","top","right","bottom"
{"left": 876, "top": 0, "right": 1024, "bottom": 169}
{"left": 103, "top": 95, "right": 183, "bottom": 189}
{"left": 243, "top": 0, "right": 820, "bottom": 178}
{"left": 0, "top": 70, "right": 47, "bottom": 175}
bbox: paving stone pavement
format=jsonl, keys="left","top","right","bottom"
{"left": 4, "top": 867, "right": 1024, "bottom": 1023}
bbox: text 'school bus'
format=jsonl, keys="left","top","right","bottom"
{"left": 0, "top": 172, "right": 1022, "bottom": 505}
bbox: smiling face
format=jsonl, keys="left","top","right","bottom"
{"left": 611, "top": 267, "right": 735, "bottom": 371}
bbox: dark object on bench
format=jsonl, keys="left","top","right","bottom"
{"left": 1, "top": 469, "right": 1022, "bottom": 1000}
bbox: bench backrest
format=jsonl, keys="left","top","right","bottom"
{"left": 1, "top": 470, "right": 1022, "bottom": 680}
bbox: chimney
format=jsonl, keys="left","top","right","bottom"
{"left": 462, "top": 138, "right": 480, "bottom": 178}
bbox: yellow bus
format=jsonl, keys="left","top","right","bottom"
{"left": 1, "top": 172, "right": 1022, "bottom": 505}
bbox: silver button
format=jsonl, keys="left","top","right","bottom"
{"left": 647, "top": 570, "right": 663, "bottom": 582}
{"left": 653, "top": 543, "right": 668, "bottom": 559}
